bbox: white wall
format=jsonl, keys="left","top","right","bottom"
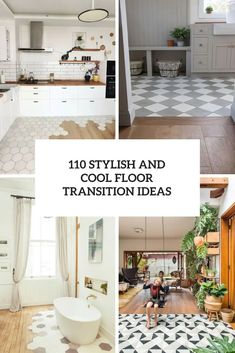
{"left": 78, "top": 217, "right": 115, "bottom": 343}
{"left": 219, "top": 176, "right": 235, "bottom": 216}
{"left": 119, "top": 237, "right": 182, "bottom": 268}
{"left": 15, "top": 23, "right": 115, "bottom": 81}
{"left": 0, "top": 19, "right": 17, "bottom": 81}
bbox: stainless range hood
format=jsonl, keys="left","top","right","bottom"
{"left": 18, "top": 21, "right": 53, "bottom": 53}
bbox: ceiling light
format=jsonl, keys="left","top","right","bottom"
{"left": 134, "top": 227, "right": 144, "bottom": 234}
{"left": 78, "top": 0, "right": 109, "bottom": 23}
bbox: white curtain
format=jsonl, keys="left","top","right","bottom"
{"left": 56, "top": 217, "right": 70, "bottom": 296}
{"left": 10, "top": 198, "right": 32, "bottom": 312}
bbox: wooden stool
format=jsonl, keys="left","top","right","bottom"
{"left": 207, "top": 310, "right": 220, "bottom": 321}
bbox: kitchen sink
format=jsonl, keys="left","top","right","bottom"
{"left": 0, "top": 89, "right": 10, "bottom": 93}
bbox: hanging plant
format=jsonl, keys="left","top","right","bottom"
{"left": 194, "top": 203, "right": 219, "bottom": 237}
{"left": 196, "top": 243, "right": 208, "bottom": 259}
{"left": 194, "top": 235, "right": 205, "bottom": 247}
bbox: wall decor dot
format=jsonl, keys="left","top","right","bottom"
{"left": 100, "top": 44, "right": 106, "bottom": 50}
{"left": 110, "top": 33, "right": 114, "bottom": 37}
{"left": 100, "top": 35, "right": 103, "bottom": 39}
{"left": 112, "top": 41, "right": 116, "bottom": 46}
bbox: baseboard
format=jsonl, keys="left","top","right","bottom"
{"left": 0, "top": 304, "right": 10, "bottom": 310}
{"left": 100, "top": 325, "right": 115, "bottom": 345}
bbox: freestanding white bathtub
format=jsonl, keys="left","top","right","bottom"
{"left": 54, "top": 297, "right": 101, "bottom": 345}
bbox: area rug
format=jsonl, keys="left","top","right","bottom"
{"left": 27, "top": 310, "right": 114, "bottom": 353}
{"left": 119, "top": 287, "right": 143, "bottom": 309}
{"left": 119, "top": 313, "right": 235, "bottom": 353}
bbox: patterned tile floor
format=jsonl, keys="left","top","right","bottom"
{"left": 132, "top": 76, "right": 235, "bottom": 117}
{"left": 0, "top": 116, "right": 114, "bottom": 174}
{"left": 119, "top": 314, "right": 235, "bottom": 353}
{"left": 28, "top": 310, "right": 114, "bottom": 353}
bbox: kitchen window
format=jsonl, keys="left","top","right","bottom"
{"left": 26, "top": 206, "right": 56, "bottom": 278}
{"left": 199, "top": 0, "right": 227, "bottom": 18}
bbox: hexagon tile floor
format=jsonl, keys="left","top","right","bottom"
{"left": 28, "top": 310, "right": 114, "bottom": 353}
{"left": 0, "top": 116, "right": 114, "bottom": 174}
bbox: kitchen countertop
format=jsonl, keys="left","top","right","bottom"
{"left": 17, "top": 80, "right": 106, "bottom": 86}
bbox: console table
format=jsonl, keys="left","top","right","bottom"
{"left": 129, "top": 46, "right": 191, "bottom": 77}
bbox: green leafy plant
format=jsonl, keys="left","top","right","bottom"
{"left": 195, "top": 281, "right": 227, "bottom": 309}
{"left": 170, "top": 27, "right": 190, "bottom": 40}
{"left": 205, "top": 6, "right": 213, "bottom": 14}
{"left": 192, "top": 282, "right": 200, "bottom": 296}
{"left": 191, "top": 336, "right": 235, "bottom": 353}
{"left": 195, "top": 203, "right": 219, "bottom": 237}
{"left": 181, "top": 231, "right": 195, "bottom": 252}
{"left": 196, "top": 243, "right": 208, "bottom": 259}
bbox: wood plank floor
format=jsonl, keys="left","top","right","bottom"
{"left": 119, "top": 287, "right": 201, "bottom": 315}
{"left": 49, "top": 120, "right": 115, "bottom": 139}
{"left": 0, "top": 305, "right": 52, "bottom": 353}
{"left": 119, "top": 117, "right": 235, "bottom": 174}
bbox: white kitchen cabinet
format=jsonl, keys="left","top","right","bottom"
{"left": 192, "top": 24, "right": 235, "bottom": 73}
{"left": 50, "top": 86, "right": 77, "bottom": 100}
{"left": 19, "top": 85, "right": 113, "bottom": 117}
{"left": 78, "top": 86, "right": 106, "bottom": 99}
{"left": 0, "top": 26, "right": 10, "bottom": 61}
{"left": 50, "top": 99, "right": 77, "bottom": 116}
{"left": 20, "top": 100, "right": 51, "bottom": 117}
{"left": 0, "top": 89, "right": 17, "bottom": 141}
{"left": 212, "top": 43, "right": 231, "bottom": 71}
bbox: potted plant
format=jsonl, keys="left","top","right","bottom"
{"left": 206, "top": 269, "right": 216, "bottom": 278}
{"left": 196, "top": 281, "right": 227, "bottom": 311}
{"left": 191, "top": 336, "right": 235, "bottom": 352}
{"left": 220, "top": 308, "right": 234, "bottom": 323}
{"left": 170, "top": 27, "right": 190, "bottom": 47}
{"left": 205, "top": 5, "right": 214, "bottom": 14}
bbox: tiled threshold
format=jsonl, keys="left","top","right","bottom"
{"left": 0, "top": 116, "right": 115, "bottom": 174}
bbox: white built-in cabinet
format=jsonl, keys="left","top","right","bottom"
{"left": 191, "top": 24, "right": 235, "bottom": 73}
{"left": 19, "top": 85, "right": 115, "bottom": 117}
{"left": 0, "top": 26, "right": 10, "bottom": 61}
{"left": 0, "top": 88, "right": 18, "bottom": 141}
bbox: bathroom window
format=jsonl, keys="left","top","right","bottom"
{"left": 199, "top": 0, "right": 227, "bottom": 18}
{"left": 26, "top": 206, "right": 56, "bottom": 278}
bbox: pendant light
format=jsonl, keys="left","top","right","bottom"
{"left": 78, "top": 0, "right": 109, "bottom": 23}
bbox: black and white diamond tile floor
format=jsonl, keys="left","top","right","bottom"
{"left": 132, "top": 76, "right": 235, "bottom": 117}
{"left": 119, "top": 314, "right": 235, "bottom": 353}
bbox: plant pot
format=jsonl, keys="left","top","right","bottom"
{"left": 167, "top": 40, "right": 175, "bottom": 47}
{"left": 206, "top": 295, "right": 222, "bottom": 304}
{"left": 204, "top": 300, "right": 222, "bottom": 312}
{"left": 220, "top": 308, "right": 234, "bottom": 323}
{"left": 93, "top": 74, "right": 100, "bottom": 82}
{"left": 177, "top": 41, "right": 185, "bottom": 47}
{"left": 194, "top": 236, "right": 205, "bottom": 247}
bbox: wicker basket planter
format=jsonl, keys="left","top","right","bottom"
{"left": 221, "top": 308, "right": 234, "bottom": 323}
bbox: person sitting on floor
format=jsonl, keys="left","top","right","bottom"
{"left": 143, "top": 278, "right": 165, "bottom": 328}
{"left": 159, "top": 271, "right": 170, "bottom": 294}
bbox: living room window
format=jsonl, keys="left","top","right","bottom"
{"left": 199, "top": 0, "right": 227, "bottom": 18}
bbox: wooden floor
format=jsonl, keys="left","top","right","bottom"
{"left": 50, "top": 120, "right": 115, "bottom": 139}
{"left": 119, "top": 287, "right": 201, "bottom": 315}
{"left": 0, "top": 305, "right": 52, "bottom": 353}
{"left": 119, "top": 117, "right": 235, "bottom": 174}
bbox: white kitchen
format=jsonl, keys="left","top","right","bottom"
{"left": 0, "top": 0, "right": 116, "bottom": 174}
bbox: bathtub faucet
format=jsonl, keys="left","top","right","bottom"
{"left": 86, "top": 294, "right": 97, "bottom": 300}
